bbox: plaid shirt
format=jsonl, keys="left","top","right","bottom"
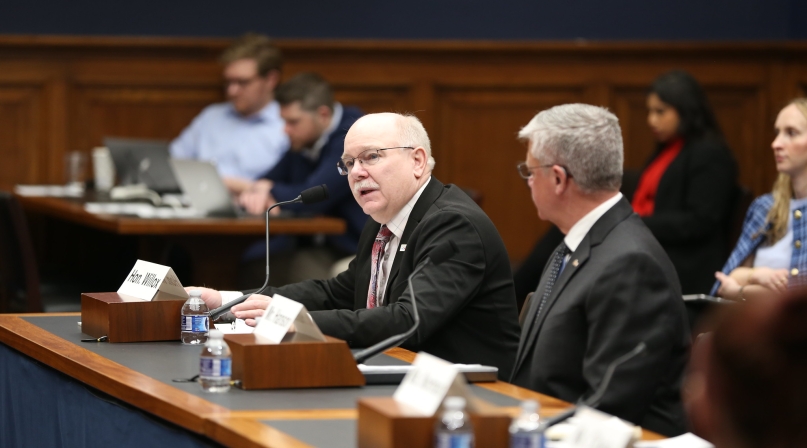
{"left": 712, "top": 194, "right": 807, "bottom": 294}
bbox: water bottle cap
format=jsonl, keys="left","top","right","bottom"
{"left": 189, "top": 290, "right": 202, "bottom": 298}
{"left": 443, "top": 396, "right": 466, "bottom": 410}
{"left": 521, "top": 399, "right": 539, "bottom": 413}
{"left": 208, "top": 329, "right": 224, "bottom": 339}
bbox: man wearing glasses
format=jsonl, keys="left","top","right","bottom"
{"left": 194, "top": 112, "right": 521, "bottom": 378}
{"left": 170, "top": 33, "right": 289, "bottom": 194}
{"left": 510, "top": 104, "right": 689, "bottom": 436}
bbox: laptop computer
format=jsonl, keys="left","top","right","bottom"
{"left": 169, "top": 159, "right": 243, "bottom": 218}
{"left": 105, "top": 137, "right": 183, "bottom": 195}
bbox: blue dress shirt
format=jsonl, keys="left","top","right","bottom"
{"left": 170, "top": 101, "right": 289, "bottom": 180}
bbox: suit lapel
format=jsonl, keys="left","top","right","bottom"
{"left": 384, "top": 177, "right": 444, "bottom": 302}
{"left": 512, "top": 198, "right": 635, "bottom": 377}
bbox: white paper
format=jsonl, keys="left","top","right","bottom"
{"left": 633, "top": 433, "right": 714, "bottom": 448}
{"left": 214, "top": 319, "right": 253, "bottom": 334}
{"left": 392, "top": 352, "right": 462, "bottom": 416}
{"left": 253, "top": 295, "right": 305, "bottom": 343}
{"left": 15, "top": 184, "right": 84, "bottom": 197}
{"left": 569, "top": 407, "right": 635, "bottom": 448}
{"left": 117, "top": 259, "right": 188, "bottom": 302}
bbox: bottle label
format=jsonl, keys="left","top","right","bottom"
{"left": 434, "top": 433, "right": 474, "bottom": 448}
{"left": 510, "top": 432, "right": 544, "bottom": 448}
{"left": 200, "top": 358, "right": 232, "bottom": 378}
{"left": 181, "top": 315, "right": 209, "bottom": 333}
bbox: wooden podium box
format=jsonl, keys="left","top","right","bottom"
{"left": 81, "top": 292, "right": 184, "bottom": 343}
{"left": 357, "top": 397, "right": 512, "bottom": 448}
{"left": 224, "top": 333, "right": 366, "bottom": 390}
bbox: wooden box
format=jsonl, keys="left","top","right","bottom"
{"left": 80, "top": 292, "right": 184, "bottom": 343}
{"left": 357, "top": 397, "right": 512, "bottom": 448}
{"left": 224, "top": 333, "right": 366, "bottom": 390}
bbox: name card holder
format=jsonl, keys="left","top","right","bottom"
{"left": 224, "top": 333, "right": 366, "bottom": 389}
{"left": 357, "top": 397, "right": 511, "bottom": 448}
{"left": 81, "top": 292, "right": 185, "bottom": 343}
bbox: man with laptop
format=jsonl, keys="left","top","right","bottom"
{"left": 170, "top": 33, "right": 289, "bottom": 195}
{"left": 237, "top": 72, "right": 365, "bottom": 285}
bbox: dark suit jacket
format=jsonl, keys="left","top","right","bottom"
{"left": 510, "top": 198, "right": 690, "bottom": 436}
{"left": 640, "top": 138, "right": 738, "bottom": 294}
{"left": 261, "top": 106, "right": 366, "bottom": 254}
{"left": 268, "top": 177, "right": 522, "bottom": 379}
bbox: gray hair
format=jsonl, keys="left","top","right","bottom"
{"left": 518, "top": 103, "right": 623, "bottom": 193}
{"left": 397, "top": 114, "right": 436, "bottom": 171}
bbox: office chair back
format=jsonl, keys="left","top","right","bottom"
{"left": 0, "top": 192, "right": 43, "bottom": 313}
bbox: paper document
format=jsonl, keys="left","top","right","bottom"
{"left": 634, "top": 433, "right": 714, "bottom": 448}
{"left": 214, "top": 319, "right": 253, "bottom": 334}
{"left": 15, "top": 184, "right": 84, "bottom": 197}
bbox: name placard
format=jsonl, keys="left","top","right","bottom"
{"left": 392, "top": 352, "right": 477, "bottom": 416}
{"left": 117, "top": 259, "right": 188, "bottom": 302}
{"left": 253, "top": 294, "right": 326, "bottom": 344}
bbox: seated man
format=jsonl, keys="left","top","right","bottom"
{"left": 194, "top": 113, "right": 521, "bottom": 378}
{"left": 510, "top": 104, "right": 690, "bottom": 436}
{"left": 237, "top": 73, "right": 366, "bottom": 285}
{"left": 170, "top": 33, "right": 288, "bottom": 194}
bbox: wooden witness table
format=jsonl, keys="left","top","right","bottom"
{"left": 0, "top": 313, "right": 665, "bottom": 447}
{"left": 16, "top": 194, "right": 347, "bottom": 289}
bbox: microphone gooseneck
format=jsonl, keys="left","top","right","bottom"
{"left": 536, "top": 342, "right": 647, "bottom": 431}
{"left": 209, "top": 184, "right": 330, "bottom": 320}
{"left": 353, "top": 240, "right": 459, "bottom": 364}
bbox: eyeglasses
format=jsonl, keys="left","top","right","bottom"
{"left": 224, "top": 76, "right": 260, "bottom": 89}
{"left": 337, "top": 147, "right": 414, "bottom": 175}
{"left": 516, "top": 161, "right": 573, "bottom": 180}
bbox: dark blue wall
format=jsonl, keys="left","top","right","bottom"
{"left": 1, "top": 0, "right": 805, "bottom": 40}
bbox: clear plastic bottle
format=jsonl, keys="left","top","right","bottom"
{"left": 509, "top": 400, "right": 543, "bottom": 448}
{"left": 181, "top": 290, "right": 209, "bottom": 345}
{"left": 434, "top": 396, "right": 474, "bottom": 448}
{"left": 199, "top": 329, "right": 231, "bottom": 393}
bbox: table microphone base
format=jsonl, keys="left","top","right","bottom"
{"left": 225, "top": 334, "right": 366, "bottom": 390}
{"left": 81, "top": 292, "right": 184, "bottom": 343}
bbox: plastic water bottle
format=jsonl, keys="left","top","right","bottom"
{"left": 181, "top": 290, "right": 209, "bottom": 345}
{"left": 199, "top": 329, "right": 231, "bottom": 393}
{"left": 509, "top": 400, "right": 544, "bottom": 448}
{"left": 434, "top": 396, "right": 474, "bottom": 448}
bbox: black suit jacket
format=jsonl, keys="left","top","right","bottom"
{"left": 510, "top": 198, "right": 690, "bottom": 436}
{"left": 268, "top": 177, "right": 521, "bottom": 379}
{"left": 640, "top": 138, "right": 738, "bottom": 294}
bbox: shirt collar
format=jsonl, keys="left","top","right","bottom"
{"left": 301, "top": 103, "right": 343, "bottom": 162}
{"left": 564, "top": 192, "right": 623, "bottom": 252}
{"left": 227, "top": 100, "right": 281, "bottom": 124}
{"left": 385, "top": 176, "right": 432, "bottom": 238}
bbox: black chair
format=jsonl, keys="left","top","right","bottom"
{"left": 0, "top": 192, "right": 82, "bottom": 313}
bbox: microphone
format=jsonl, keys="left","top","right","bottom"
{"left": 536, "top": 342, "right": 647, "bottom": 431}
{"left": 209, "top": 184, "right": 330, "bottom": 320}
{"left": 353, "top": 240, "right": 459, "bottom": 364}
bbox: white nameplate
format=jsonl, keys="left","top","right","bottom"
{"left": 569, "top": 407, "right": 636, "bottom": 448}
{"left": 117, "top": 259, "right": 188, "bottom": 301}
{"left": 253, "top": 294, "right": 326, "bottom": 344}
{"left": 392, "top": 352, "right": 477, "bottom": 416}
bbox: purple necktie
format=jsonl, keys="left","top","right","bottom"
{"left": 367, "top": 225, "right": 393, "bottom": 309}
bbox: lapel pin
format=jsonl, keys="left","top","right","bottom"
{"left": 572, "top": 259, "right": 579, "bottom": 267}
{"left": 399, "top": 244, "right": 407, "bottom": 252}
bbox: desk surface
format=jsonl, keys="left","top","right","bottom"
{"left": 17, "top": 195, "right": 346, "bottom": 236}
{"left": 0, "top": 313, "right": 665, "bottom": 447}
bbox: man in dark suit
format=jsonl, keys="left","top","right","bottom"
{"left": 196, "top": 112, "right": 521, "bottom": 378}
{"left": 510, "top": 104, "right": 690, "bottom": 436}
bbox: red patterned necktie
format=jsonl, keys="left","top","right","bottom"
{"left": 367, "top": 225, "right": 393, "bottom": 309}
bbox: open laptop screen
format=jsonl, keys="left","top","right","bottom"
{"left": 104, "top": 137, "right": 182, "bottom": 195}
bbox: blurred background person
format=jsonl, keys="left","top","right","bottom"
{"left": 170, "top": 33, "right": 288, "bottom": 195}
{"left": 685, "top": 288, "right": 807, "bottom": 447}
{"left": 714, "top": 99, "right": 807, "bottom": 301}
{"left": 513, "top": 70, "right": 738, "bottom": 304}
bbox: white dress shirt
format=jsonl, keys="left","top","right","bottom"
{"left": 563, "top": 192, "right": 624, "bottom": 256}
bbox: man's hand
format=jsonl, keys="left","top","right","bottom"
{"left": 239, "top": 179, "right": 275, "bottom": 215}
{"left": 231, "top": 294, "right": 273, "bottom": 326}
{"left": 184, "top": 286, "right": 223, "bottom": 309}
{"left": 223, "top": 177, "right": 253, "bottom": 195}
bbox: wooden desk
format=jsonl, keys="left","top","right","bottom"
{"left": 16, "top": 195, "right": 347, "bottom": 289}
{"left": 0, "top": 313, "right": 665, "bottom": 447}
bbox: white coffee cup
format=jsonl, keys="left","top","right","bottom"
{"left": 92, "top": 147, "right": 116, "bottom": 192}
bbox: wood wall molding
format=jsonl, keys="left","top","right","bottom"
{"left": 2, "top": 35, "right": 806, "bottom": 261}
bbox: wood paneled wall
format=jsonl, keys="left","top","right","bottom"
{"left": 2, "top": 36, "right": 806, "bottom": 262}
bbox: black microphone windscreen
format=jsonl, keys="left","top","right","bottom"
{"left": 300, "top": 184, "right": 329, "bottom": 204}
{"left": 428, "top": 240, "right": 458, "bottom": 265}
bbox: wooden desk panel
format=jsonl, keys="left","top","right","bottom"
{"left": 0, "top": 313, "right": 666, "bottom": 446}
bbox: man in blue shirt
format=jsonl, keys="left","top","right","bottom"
{"left": 170, "top": 33, "right": 289, "bottom": 194}
{"left": 238, "top": 73, "right": 366, "bottom": 286}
